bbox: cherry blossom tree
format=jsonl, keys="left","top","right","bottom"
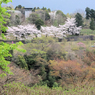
{"left": 6, "top": 18, "right": 82, "bottom": 40}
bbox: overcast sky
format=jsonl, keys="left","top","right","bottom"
{"left": 2, "top": 0, "right": 95, "bottom": 14}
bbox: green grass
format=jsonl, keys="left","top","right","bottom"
{"left": 80, "top": 29, "right": 95, "bottom": 36}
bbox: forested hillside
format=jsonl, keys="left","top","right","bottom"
{"left": 1, "top": 1, "right": 95, "bottom": 95}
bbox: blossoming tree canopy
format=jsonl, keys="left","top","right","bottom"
{"left": 6, "top": 18, "right": 82, "bottom": 40}
{"left": 59, "top": 18, "right": 82, "bottom": 35}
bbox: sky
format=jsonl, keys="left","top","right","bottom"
{"left": 2, "top": 0, "right": 95, "bottom": 14}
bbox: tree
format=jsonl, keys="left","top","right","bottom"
{"left": 37, "top": 7, "right": 40, "bottom": 9}
{"left": 3, "top": 5, "right": 14, "bottom": 10}
{"left": 90, "top": 18, "right": 95, "bottom": 31}
{"left": 35, "top": 19, "right": 44, "bottom": 30}
{"left": 85, "top": 7, "right": 91, "bottom": 19}
{"left": 15, "top": 15, "right": 20, "bottom": 25}
{"left": 0, "top": 0, "right": 26, "bottom": 78}
{"left": 28, "top": 13, "right": 40, "bottom": 24}
{"left": 75, "top": 13, "right": 83, "bottom": 27}
{"left": 45, "top": 11, "right": 50, "bottom": 20}
{"left": 55, "top": 10, "right": 66, "bottom": 25}
{"left": 42, "top": 7, "right": 47, "bottom": 10}
{"left": 48, "top": 8, "right": 51, "bottom": 12}
{"left": 15, "top": 5, "right": 25, "bottom": 10}
{"left": 90, "top": 9, "right": 95, "bottom": 20}
{"left": 85, "top": 7, "right": 95, "bottom": 20}
{"left": 66, "top": 13, "right": 71, "bottom": 18}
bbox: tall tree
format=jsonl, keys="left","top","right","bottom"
{"left": 90, "top": 18, "right": 95, "bottom": 31}
{"left": 85, "top": 7, "right": 91, "bottom": 19}
{"left": 90, "top": 9, "right": 95, "bottom": 20}
{"left": 75, "top": 13, "right": 83, "bottom": 27}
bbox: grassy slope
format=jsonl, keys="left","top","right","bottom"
{"left": 81, "top": 29, "right": 95, "bottom": 36}
{"left": 1, "top": 82, "right": 95, "bottom": 95}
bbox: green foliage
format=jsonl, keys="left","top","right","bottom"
{"left": 0, "top": 41, "right": 26, "bottom": 77}
{"left": 35, "top": 19, "right": 44, "bottom": 30}
{"left": 23, "top": 49, "right": 47, "bottom": 70}
{"left": 80, "top": 29, "right": 95, "bottom": 35}
{"left": 75, "top": 13, "right": 83, "bottom": 27}
{"left": 90, "top": 9, "right": 95, "bottom": 20}
{"left": 56, "top": 10, "right": 66, "bottom": 17}
{"left": 32, "top": 7, "right": 36, "bottom": 12}
{"left": 46, "top": 43, "right": 66, "bottom": 60}
{"left": 55, "top": 10, "right": 66, "bottom": 25}
{"left": 0, "top": 4, "right": 11, "bottom": 33}
{"left": 17, "top": 55, "right": 28, "bottom": 70}
{"left": 28, "top": 13, "right": 40, "bottom": 24}
{"left": 42, "top": 7, "right": 47, "bottom": 10}
{"left": 85, "top": 7, "right": 95, "bottom": 20}
{"left": 53, "top": 82, "right": 59, "bottom": 87}
{"left": 37, "top": 7, "right": 40, "bottom": 9}
{"left": 0, "top": 1, "right": 26, "bottom": 78}
{"left": 66, "top": 13, "right": 71, "bottom": 18}
{"left": 85, "top": 7, "right": 91, "bottom": 19}
{"left": 2, "top": 81, "right": 95, "bottom": 95}
{"left": 0, "top": 0, "right": 12, "bottom": 4}
{"left": 48, "top": 8, "right": 51, "bottom": 12}
{"left": 15, "top": 5, "right": 25, "bottom": 10}
{"left": 90, "top": 18, "right": 95, "bottom": 30}
{"left": 4, "top": 6, "right": 13, "bottom": 10}
{"left": 53, "top": 20, "right": 58, "bottom": 26}
{"left": 15, "top": 15, "right": 20, "bottom": 25}
{"left": 45, "top": 11, "right": 50, "bottom": 20}
{"left": 24, "top": 54, "right": 36, "bottom": 70}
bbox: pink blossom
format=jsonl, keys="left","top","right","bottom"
{"left": 77, "top": 42, "right": 85, "bottom": 47}
{"left": 12, "top": 41, "right": 14, "bottom": 44}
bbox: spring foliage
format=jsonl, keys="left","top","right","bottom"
{"left": 0, "top": 0, "right": 26, "bottom": 77}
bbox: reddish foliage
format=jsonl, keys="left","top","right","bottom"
{"left": 49, "top": 59, "right": 95, "bottom": 86}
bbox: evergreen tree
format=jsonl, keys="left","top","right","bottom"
{"left": 85, "top": 7, "right": 91, "bottom": 19}
{"left": 90, "top": 18, "right": 95, "bottom": 30}
{"left": 75, "top": 13, "right": 83, "bottom": 27}
{"left": 90, "top": 9, "right": 95, "bottom": 20}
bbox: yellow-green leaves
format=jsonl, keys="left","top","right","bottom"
{"left": 0, "top": 0, "right": 12, "bottom": 4}
{"left": 0, "top": 0, "right": 26, "bottom": 78}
